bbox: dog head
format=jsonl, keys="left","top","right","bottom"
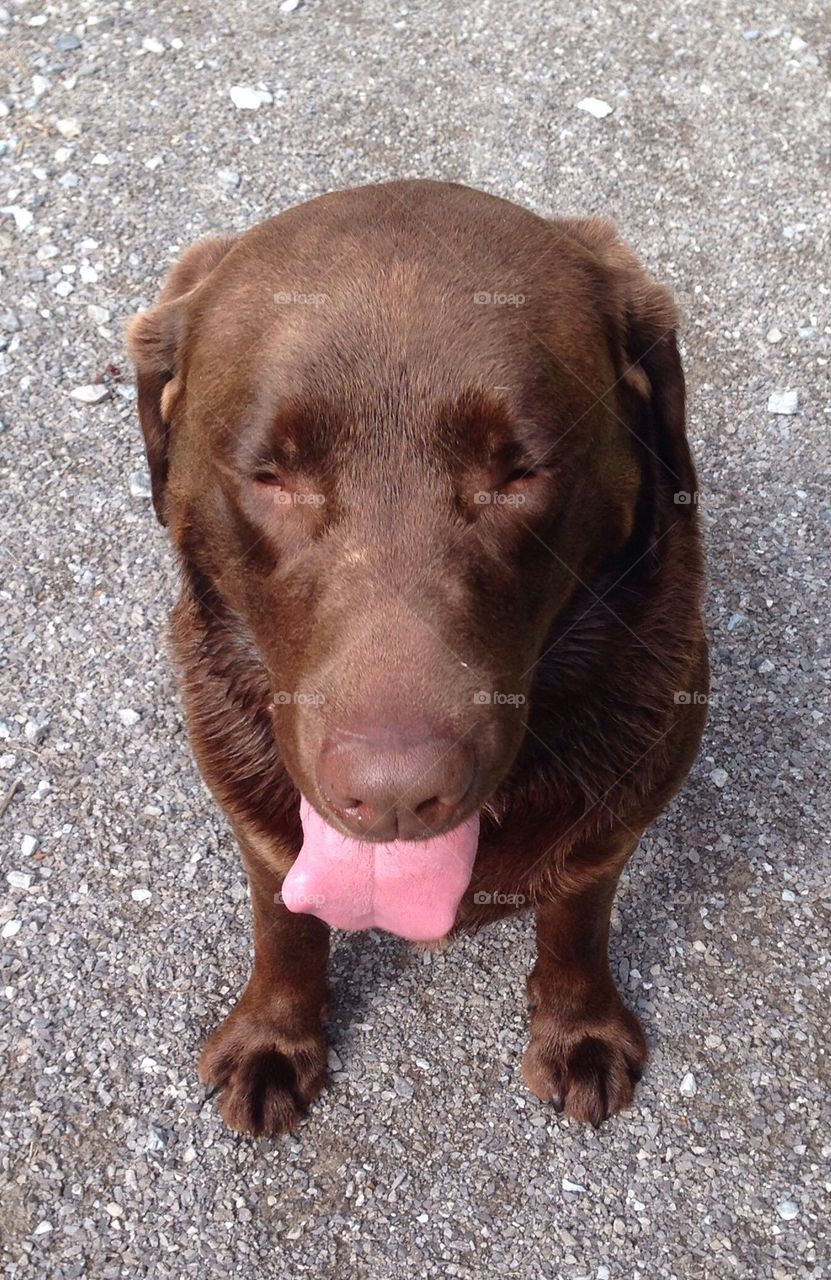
{"left": 127, "top": 182, "right": 696, "bottom": 844}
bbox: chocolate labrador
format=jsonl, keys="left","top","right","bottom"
{"left": 127, "top": 180, "right": 707, "bottom": 1135}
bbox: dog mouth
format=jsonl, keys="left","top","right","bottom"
{"left": 280, "top": 796, "right": 481, "bottom": 941}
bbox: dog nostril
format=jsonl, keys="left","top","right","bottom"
{"left": 413, "top": 795, "right": 450, "bottom": 822}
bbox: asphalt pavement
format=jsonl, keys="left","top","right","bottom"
{"left": 1, "top": 1, "right": 828, "bottom": 1276}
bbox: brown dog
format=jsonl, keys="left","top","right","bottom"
{"left": 127, "top": 180, "right": 707, "bottom": 1135}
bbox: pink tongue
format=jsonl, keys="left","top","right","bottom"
{"left": 281, "top": 798, "right": 480, "bottom": 942}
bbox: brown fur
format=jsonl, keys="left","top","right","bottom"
{"left": 127, "top": 180, "right": 707, "bottom": 1135}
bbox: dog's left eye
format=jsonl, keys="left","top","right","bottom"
{"left": 253, "top": 471, "right": 284, "bottom": 488}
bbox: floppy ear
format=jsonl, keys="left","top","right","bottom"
{"left": 126, "top": 235, "right": 237, "bottom": 525}
{"left": 558, "top": 218, "right": 698, "bottom": 529}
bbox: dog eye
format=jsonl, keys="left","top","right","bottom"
{"left": 252, "top": 471, "right": 284, "bottom": 488}
{"left": 501, "top": 467, "right": 538, "bottom": 488}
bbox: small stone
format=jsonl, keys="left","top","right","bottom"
{"left": 87, "top": 304, "right": 111, "bottom": 324}
{"left": 55, "top": 32, "right": 82, "bottom": 51}
{"left": 129, "top": 471, "right": 152, "bottom": 499}
{"left": 142, "top": 36, "right": 165, "bottom": 54}
{"left": 118, "top": 708, "right": 141, "bottom": 727}
{"left": 217, "top": 168, "right": 241, "bottom": 188}
{"left": 776, "top": 1199, "right": 798, "bottom": 1221}
{"left": 768, "top": 390, "right": 798, "bottom": 415}
{"left": 105, "top": 1202, "right": 123, "bottom": 1218}
{"left": 2, "top": 310, "right": 20, "bottom": 333}
{"left": 393, "top": 1075, "right": 414, "bottom": 1099}
{"left": 229, "top": 85, "right": 273, "bottom": 110}
{"left": 789, "top": 35, "right": 807, "bottom": 52}
{"left": 758, "top": 658, "right": 775, "bottom": 674}
{"left": 32, "top": 75, "right": 50, "bottom": 98}
{"left": 1, "top": 920, "right": 22, "bottom": 940}
{"left": 726, "top": 612, "right": 745, "bottom": 631}
{"left": 70, "top": 383, "right": 108, "bottom": 405}
{"left": 24, "top": 719, "right": 49, "bottom": 745}
{"left": 562, "top": 1178, "right": 587, "bottom": 1194}
{"left": 21, "top": 835, "right": 39, "bottom": 858}
{"left": 679, "top": 1071, "right": 697, "bottom": 1097}
{"left": 7, "top": 872, "right": 34, "bottom": 890}
{"left": 80, "top": 264, "right": 98, "bottom": 284}
{"left": 1, "top": 206, "right": 34, "bottom": 232}
{"left": 56, "top": 118, "right": 82, "bottom": 138}
{"left": 280, "top": 0, "right": 302, "bottom": 10}
{"left": 131, "top": 888, "right": 152, "bottom": 903}
{"left": 327, "top": 1048, "right": 343, "bottom": 1071}
{"left": 710, "top": 767, "right": 728, "bottom": 788}
{"left": 576, "top": 97, "right": 613, "bottom": 118}
{"left": 766, "top": 327, "right": 783, "bottom": 344}
{"left": 183, "top": 1146, "right": 197, "bottom": 1163}
{"left": 33, "top": 1221, "right": 53, "bottom": 1236}
{"left": 781, "top": 889, "right": 796, "bottom": 903}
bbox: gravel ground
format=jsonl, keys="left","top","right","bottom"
{"left": 1, "top": 1, "right": 829, "bottom": 1277}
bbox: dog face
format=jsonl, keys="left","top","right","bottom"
{"left": 128, "top": 182, "right": 694, "bottom": 842}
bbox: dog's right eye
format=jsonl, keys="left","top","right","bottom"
{"left": 253, "top": 471, "right": 284, "bottom": 488}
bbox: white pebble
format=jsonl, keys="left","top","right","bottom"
{"left": 131, "top": 888, "right": 152, "bottom": 903}
{"left": 87, "top": 304, "right": 111, "bottom": 324}
{"left": 766, "top": 327, "right": 783, "bottom": 343}
{"left": 20, "top": 835, "right": 39, "bottom": 858}
{"left": 576, "top": 97, "right": 613, "bottom": 118}
{"left": 118, "top": 708, "right": 141, "bottom": 727}
{"left": 80, "top": 264, "right": 98, "bottom": 284}
{"left": 7, "top": 871, "right": 34, "bottom": 890}
{"left": 142, "top": 37, "right": 165, "bottom": 54}
{"left": 56, "top": 118, "right": 82, "bottom": 138}
{"left": 781, "top": 889, "right": 796, "bottom": 903}
{"left": 32, "top": 75, "right": 50, "bottom": 98}
{"left": 129, "top": 471, "right": 152, "bottom": 499}
{"left": 105, "top": 1202, "right": 123, "bottom": 1217}
{"left": 710, "top": 767, "right": 728, "bottom": 788}
{"left": 280, "top": 0, "right": 302, "bottom": 10}
{"left": 1, "top": 920, "right": 22, "bottom": 939}
{"left": 679, "top": 1071, "right": 697, "bottom": 1097}
{"left": 776, "top": 1199, "right": 799, "bottom": 1221}
{"left": 1, "top": 205, "right": 34, "bottom": 232}
{"left": 767, "top": 390, "right": 799, "bottom": 415}
{"left": 229, "top": 85, "right": 273, "bottom": 111}
{"left": 789, "top": 35, "right": 807, "bottom": 52}
{"left": 70, "top": 383, "right": 108, "bottom": 404}
{"left": 32, "top": 1221, "right": 53, "bottom": 1236}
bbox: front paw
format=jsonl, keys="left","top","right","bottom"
{"left": 522, "top": 996, "right": 647, "bottom": 1127}
{"left": 199, "top": 1003, "right": 327, "bottom": 1137}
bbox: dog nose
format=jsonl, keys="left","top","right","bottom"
{"left": 317, "top": 724, "right": 474, "bottom": 840}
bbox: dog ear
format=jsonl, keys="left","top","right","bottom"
{"left": 126, "top": 235, "right": 237, "bottom": 525}
{"left": 558, "top": 218, "right": 698, "bottom": 528}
